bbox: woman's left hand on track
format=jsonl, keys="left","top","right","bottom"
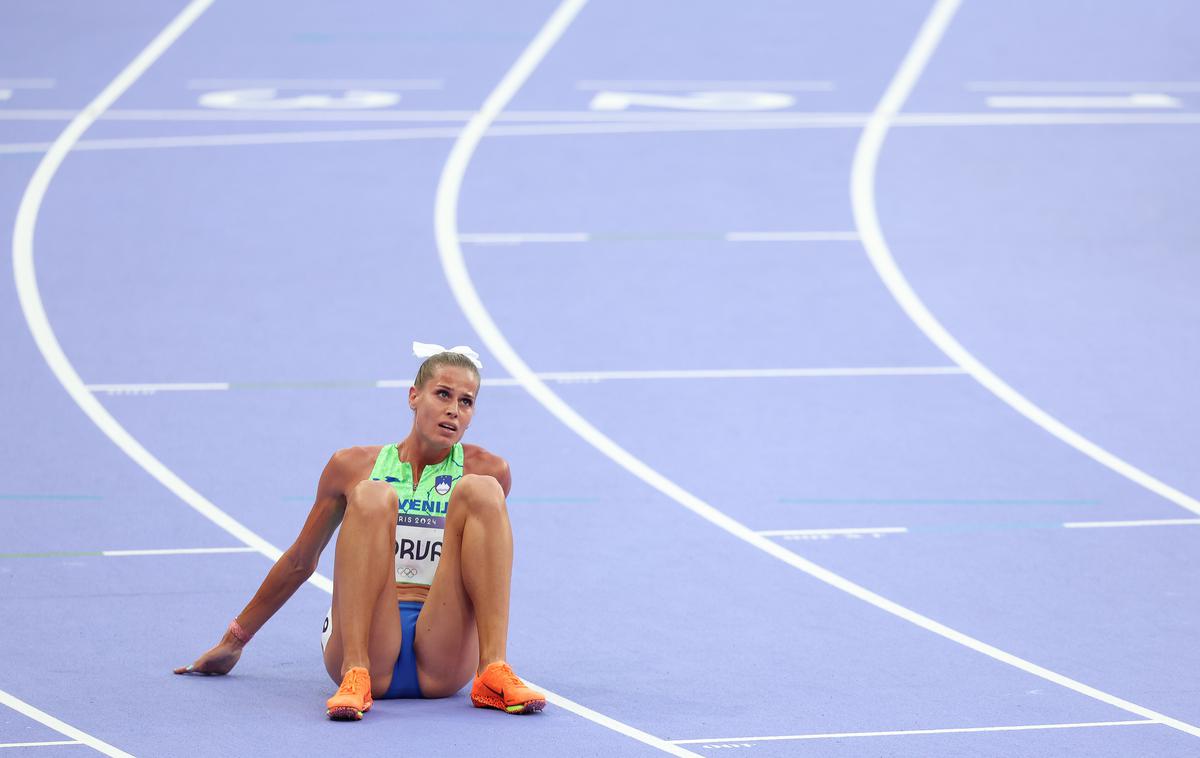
{"left": 173, "top": 640, "right": 243, "bottom": 676}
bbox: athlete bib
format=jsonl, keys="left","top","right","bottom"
{"left": 369, "top": 443, "right": 463, "bottom": 587}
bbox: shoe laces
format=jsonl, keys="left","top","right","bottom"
{"left": 493, "top": 663, "right": 524, "bottom": 689}
{"left": 338, "top": 669, "right": 367, "bottom": 695}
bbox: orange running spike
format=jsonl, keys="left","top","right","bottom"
{"left": 326, "top": 666, "right": 373, "bottom": 721}
{"left": 470, "top": 662, "right": 546, "bottom": 714}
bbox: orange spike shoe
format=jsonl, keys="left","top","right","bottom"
{"left": 326, "top": 666, "right": 373, "bottom": 721}
{"left": 470, "top": 662, "right": 546, "bottom": 714}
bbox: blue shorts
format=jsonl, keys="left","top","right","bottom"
{"left": 382, "top": 601, "right": 424, "bottom": 699}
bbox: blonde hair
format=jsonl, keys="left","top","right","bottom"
{"left": 414, "top": 351, "right": 481, "bottom": 390}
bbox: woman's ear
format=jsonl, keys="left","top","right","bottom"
{"left": 408, "top": 385, "right": 418, "bottom": 411}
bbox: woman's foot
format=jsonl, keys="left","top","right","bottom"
{"left": 470, "top": 662, "right": 546, "bottom": 714}
{"left": 326, "top": 666, "right": 373, "bottom": 720}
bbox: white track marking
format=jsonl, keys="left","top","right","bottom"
{"left": 761, "top": 519, "right": 1200, "bottom": 536}
{"left": 431, "top": 1, "right": 700, "bottom": 754}
{"left": 84, "top": 366, "right": 965, "bottom": 395}
{"left": 849, "top": 7, "right": 1200, "bottom": 519}
{"left": 672, "top": 719, "right": 1156, "bottom": 744}
{"left": 0, "top": 741, "right": 82, "bottom": 749}
{"left": 986, "top": 94, "right": 1181, "bottom": 109}
{"left": 186, "top": 78, "right": 442, "bottom": 90}
{"left": 102, "top": 547, "right": 259, "bottom": 557}
{"left": 86, "top": 382, "right": 230, "bottom": 393}
{"left": 67, "top": 127, "right": 458, "bottom": 149}
{"left": 968, "top": 80, "right": 1200, "bottom": 93}
{"left": 1064, "top": 518, "right": 1200, "bottom": 529}
{"left": 10, "top": 6, "right": 673, "bottom": 754}
{"left": 726, "top": 231, "right": 860, "bottom": 241}
{"left": 758, "top": 527, "right": 908, "bottom": 537}
{"left": 893, "top": 113, "right": 1200, "bottom": 126}
{"left": 461, "top": 231, "right": 862, "bottom": 244}
{"left": 434, "top": 0, "right": 1200, "bottom": 741}
{"left": 474, "top": 367, "right": 965, "bottom": 383}
{"left": 524, "top": 680, "right": 699, "bottom": 758}
{"left": 575, "top": 80, "right": 834, "bottom": 91}
{"left": 459, "top": 232, "right": 589, "bottom": 244}
{"left": 10, "top": 0, "right": 332, "bottom": 595}
{"left": 0, "top": 689, "right": 131, "bottom": 757}
{"left": 5, "top": 108, "right": 1200, "bottom": 126}
{"left": 7, "top": 113, "right": 1200, "bottom": 159}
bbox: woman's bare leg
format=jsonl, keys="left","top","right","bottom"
{"left": 322, "top": 479, "right": 402, "bottom": 697}
{"left": 414, "top": 474, "right": 513, "bottom": 696}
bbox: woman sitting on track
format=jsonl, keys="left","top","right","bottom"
{"left": 175, "top": 343, "right": 545, "bottom": 721}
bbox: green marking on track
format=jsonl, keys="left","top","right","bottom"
{"left": 0, "top": 550, "right": 101, "bottom": 559}
{"left": 780, "top": 498, "right": 1100, "bottom": 507}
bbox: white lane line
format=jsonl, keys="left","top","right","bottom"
{"left": 5, "top": 108, "right": 1200, "bottom": 128}
{"left": 758, "top": 527, "right": 908, "bottom": 537}
{"left": 459, "top": 232, "right": 590, "bottom": 244}
{"left": 459, "top": 231, "right": 862, "bottom": 244}
{"left": 0, "top": 689, "right": 131, "bottom": 757}
{"left": 726, "top": 231, "right": 860, "bottom": 241}
{"left": 86, "top": 382, "right": 230, "bottom": 393}
{"left": 574, "top": 79, "right": 835, "bottom": 91}
{"left": 1064, "top": 518, "right": 1200, "bottom": 529}
{"left": 186, "top": 78, "right": 443, "bottom": 90}
{"left": 671, "top": 719, "right": 1157, "bottom": 744}
{"left": 10, "top": 4, "right": 669, "bottom": 754}
{"left": 476, "top": 367, "right": 966, "bottom": 384}
{"left": 431, "top": 2, "right": 699, "bottom": 755}
{"left": 986, "top": 94, "right": 1181, "bottom": 109}
{"left": 850, "top": 7, "right": 1200, "bottom": 526}
{"left": 7, "top": 114, "right": 1200, "bottom": 157}
{"left": 8, "top": 113, "right": 1200, "bottom": 159}
{"left": 102, "top": 547, "right": 259, "bottom": 557}
{"left": 893, "top": 113, "right": 1200, "bottom": 126}
{"left": 85, "top": 366, "right": 966, "bottom": 395}
{"left": 760, "top": 518, "right": 1200, "bottom": 537}
{"left": 0, "top": 741, "right": 83, "bottom": 749}
{"left": 968, "top": 80, "right": 1200, "bottom": 93}
{"left": 524, "top": 679, "right": 698, "bottom": 756}
{"left": 435, "top": 0, "right": 1200, "bottom": 743}
{"left": 10, "top": 0, "right": 333, "bottom": 596}
{"left": 0, "top": 126, "right": 465, "bottom": 155}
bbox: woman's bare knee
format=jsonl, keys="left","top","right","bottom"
{"left": 454, "top": 474, "right": 505, "bottom": 517}
{"left": 347, "top": 479, "right": 397, "bottom": 520}
{"left": 418, "top": 667, "right": 475, "bottom": 698}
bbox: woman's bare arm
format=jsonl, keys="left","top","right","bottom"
{"left": 174, "top": 448, "right": 367, "bottom": 675}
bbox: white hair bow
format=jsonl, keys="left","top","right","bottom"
{"left": 412, "top": 341, "right": 483, "bottom": 370}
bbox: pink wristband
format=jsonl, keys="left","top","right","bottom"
{"left": 228, "top": 619, "right": 253, "bottom": 644}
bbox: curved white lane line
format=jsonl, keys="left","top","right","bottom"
{"left": 0, "top": 689, "right": 133, "bottom": 757}
{"left": 10, "top": 0, "right": 332, "bottom": 593}
{"left": 431, "top": 2, "right": 696, "bottom": 755}
{"left": 850, "top": 6, "right": 1200, "bottom": 516}
{"left": 434, "top": 0, "right": 1200, "bottom": 741}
